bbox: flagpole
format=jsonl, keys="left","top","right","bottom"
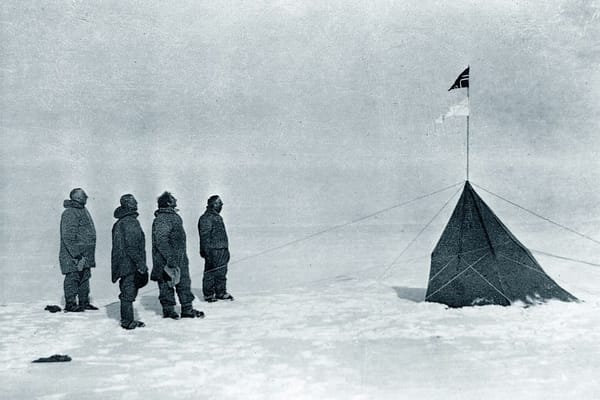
{"left": 448, "top": 65, "right": 470, "bottom": 181}
{"left": 467, "top": 86, "right": 469, "bottom": 181}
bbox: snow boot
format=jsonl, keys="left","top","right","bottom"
{"left": 181, "top": 305, "right": 205, "bottom": 319}
{"left": 216, "top": 293, "right": 234, "bottom": 301}
{"left": 121, "top": 320, "right": 146, "bottom": 330}
{"left": 82, "top": 303, "right": 99, "bottom": 311}
{"left": 121, "top": 321, "right": 136, "bottom": 330}
{"left": 121, "top": 320, "right": 137, "bottom": 330}
{"left": 64, "top": 303, "right": 84, "bottom": 312}
{"left": 162, "top": 307, "right": 180, "bottom": 320}
{"left": 204, "top": 295, "right": 217, "bottom": 303}
{"left": 121, "top": 301, "right": 134, "bottom": 326}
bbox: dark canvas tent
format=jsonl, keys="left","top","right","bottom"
{"left": 426, "top": 181, "right": 577, "bottom": 307}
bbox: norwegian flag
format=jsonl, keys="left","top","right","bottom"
{"left": 448, "top": 66, "right": 469, "bottom": 91}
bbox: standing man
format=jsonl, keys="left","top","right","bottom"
{"left": 111, "top": 194, "right": 148, "bottom": 330}
{"left": 59, "top": 188, "right": 98, "bottom": 312}
{"left": 151, "top": 191, "right": 204, "bottom": 319}
{"left": 198, "top": 195, "right": 234, "bottom": 302}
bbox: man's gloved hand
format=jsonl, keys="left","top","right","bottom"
{"left": 163, "top": 265, "right": 181, "bottom": 288}
{"left": 162, "top": 270, "right": 172, "bottom": 281}
{"left": 135, "top": 266, "right": 149, "bottom": 289}
{"left": 137, "top": 264, "right": 148, "bottom": 274}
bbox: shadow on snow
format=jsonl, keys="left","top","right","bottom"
{"left": 391, "top": 286, "right": 426, "bottom": 303}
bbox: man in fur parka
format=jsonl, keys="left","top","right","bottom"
{"left": 59, "top": 188, "right": 97, "bottom": 312}
{"left": 111, "top": 194, "right": 148, "bottom": 330}
{"left": 198, "top": 195, "right": 233, "bottom": 302}
{"left": 151, "top": 191, "right": 204, "bottom": 320}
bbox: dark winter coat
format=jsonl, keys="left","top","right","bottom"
{"left": 151, "top": 208, "right": 189, "bottom": 282}
{"left": 111, "top": 207, "right": 147, "bottom": 283}
{"left": 59, "top": 200, "right": 96, "bottom": 275}
{"left": 198, "top": 209, "right": 229, "bottom": 256}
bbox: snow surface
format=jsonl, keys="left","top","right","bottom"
{"left": 2, "top": 261, "right": 600, "bottom": 399}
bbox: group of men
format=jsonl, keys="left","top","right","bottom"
{"left": 59, "top": 188, "right": 233, "bottom": 330}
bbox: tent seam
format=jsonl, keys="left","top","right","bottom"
{"left": 426, "top": 252, "right": 489, "bottom": 300}
{"left": 468, "top": 266, "right": 512, "bottom": 304}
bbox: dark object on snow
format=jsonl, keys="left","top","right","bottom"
{"left": 45, "top": 305, "right": 62, "bottom": 313}
{"left": 426, "top": 182, "right": 578, "bottom": 307}
{"left": 83, "top": 303, "right": 99, "bottom": 310}
{"left": 32, "top": 354, "right": 71, "bottom": 363}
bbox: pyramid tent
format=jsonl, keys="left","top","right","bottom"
{"left": 425, "top": 181, "right": 577, "bottom": 307}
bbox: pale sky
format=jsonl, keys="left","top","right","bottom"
{"left": 1, "top": 1, "right": 599, "bottom": 260}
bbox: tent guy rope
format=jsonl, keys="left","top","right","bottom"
{"left": 137, "top": 182, "right": 463, "bottom": 297}
{"left": 378, "top": 185, "right": 463, "bottom": 280}
{"left": 228, "top": 181, "right": 464, "bottom": 268}
{"left": 472, "top": 182, "right": 600, "bottom": 246}
{"left": 530, "top": 249, "right": 600, "bottom": 268}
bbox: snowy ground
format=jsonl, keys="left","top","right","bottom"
{"left": 2, "top": 275, "right": 600, "bottom": 400}
{"left": 2, "top": 218, "right": 599, "bottom": 399}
